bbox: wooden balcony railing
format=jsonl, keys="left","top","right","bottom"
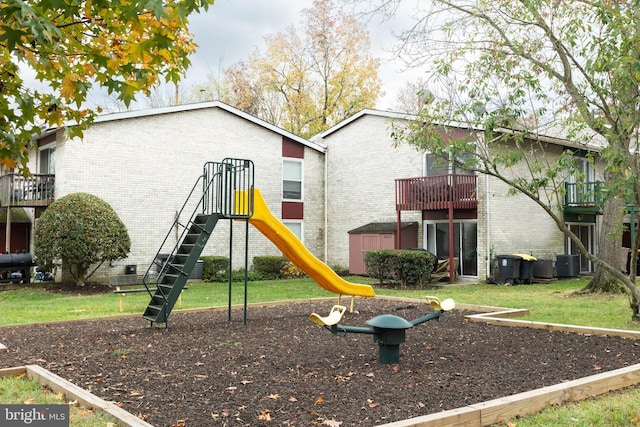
{"left": 0, "top": 174, "right": 55, "bottom": 208}
{"left": 564, "top": 181, "right": 602, "bottom": 214}
{"left": 395, "top": 174, "right": 477, "bottom": 211}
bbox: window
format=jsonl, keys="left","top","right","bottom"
{"left": 283, "top": 221, "right": 303, "bottom": 242}
{"left": 425, "top": 153, "right": 449, "bottom": 176}
{"left": 424, "top": 152, "right": 474, "bottom": 176}
{"left": 40, "top": 147, "right": 55, "bottom": 174}
{"left": 283, "top": 159, "right": 302, "bottom": 200}
{"left": 566, "top": 154, "right": 596, "bottom": 204}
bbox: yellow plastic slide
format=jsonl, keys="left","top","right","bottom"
{"left": 237, "top": 189, "right": 375, "bottom": 298}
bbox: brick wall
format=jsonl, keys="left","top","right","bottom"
{"left": 47, "top": 106, "right": 324, "bottom": 283}
{"left": 318, "top": 113, "right": 423, "bottom": 268}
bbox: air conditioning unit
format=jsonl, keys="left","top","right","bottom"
{"left": 556, "top": 254, "right": 580, "bottom": 277}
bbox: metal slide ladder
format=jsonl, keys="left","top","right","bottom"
{"left": 141, "top": 159, "right": 254, "bottom": 326}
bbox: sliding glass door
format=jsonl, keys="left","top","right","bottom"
{"left": 424, "top": 221, "right": 478, "bottom": 277}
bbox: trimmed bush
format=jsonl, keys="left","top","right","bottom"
{"left": 329, "top": 264, "right": 349, "bottom": 276}
{"left": 252, "top": 256, "right": 289, "bottom": 279}
{"left": 201, "top": 256, "right": 229, "bottom": 282}
{"left": 34, "top": 192, "right": 130, "bottom": 286}
{"left": 365, "top": 249, "right": 435, "bottom": 288}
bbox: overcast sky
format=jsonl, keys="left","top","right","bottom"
{"left": 183, "top": 0, "right": 426, "bottom": 110}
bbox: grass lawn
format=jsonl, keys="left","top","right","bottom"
{"left": 0, "top": 375, "right": 119, "bottom": 427}
{"left": 1, "top": 276, "right": 639, "bottom": 426}
{"left": 5, "top": 276, "right": 637, "bottom": 330}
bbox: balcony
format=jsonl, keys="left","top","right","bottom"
{"left": 0, "top": 174, "right": 55, "bottom": 208}
{"left": 564, "top": 181, "right": 602, "bottom": 214}
{"left": 395, "top": 174, "right": 477, "bottom": 211}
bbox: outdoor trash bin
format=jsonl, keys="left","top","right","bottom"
{"left": 533, "top": 259, "right": 553, "bottom": 279}
{"left": 497, "top": 255, "right": 520, "bottom": 284}
{"left": 513, "top": 253, "right": 537, "bottom": 284}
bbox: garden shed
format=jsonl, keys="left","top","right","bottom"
{"left": 348, "top": 222, "right": 418, "bottom": 275}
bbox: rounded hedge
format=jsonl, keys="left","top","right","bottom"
{"left": 34, "top": 192, "right": 131, "bottom": 286}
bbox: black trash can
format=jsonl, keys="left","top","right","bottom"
{"left": 513, "top": 254, "right": 537, "bottom": 284}
{"left": 533, "top": 259, "right": 554, "bottom": 279}
{"left": 189, "top": 259, "right": 203, "bottom": 280}
{"left": 497, "top": 255, "right": 521, "bottom": 284}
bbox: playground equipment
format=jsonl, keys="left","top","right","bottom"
{"left": 140, "top": 159, "right": 374, "bottom": 327}
{"left": 236, "top": 189, "right": 375, "bottom": 299}
{"left": 309, "top": 296, "right": 455, "bottom": 364}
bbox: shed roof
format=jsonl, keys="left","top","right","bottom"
{"left": 348, "top": 221, "right": 417, "bottom": 234}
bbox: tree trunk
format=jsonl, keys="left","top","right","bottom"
{"left": 582, "top": 197, "right": 626, "bottom": 293}
{"left": 581, "top": 198, "right": 640, "bottom": 322}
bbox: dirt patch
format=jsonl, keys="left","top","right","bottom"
{"left": 1, "top": 299, "right": 638, "bottom": 426}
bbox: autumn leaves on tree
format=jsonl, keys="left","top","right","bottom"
{"left": 222, "top": 0, "right": 382, "bottom": 139}
{"left": 1, "top": 0, "right": 213, "bottom": 170}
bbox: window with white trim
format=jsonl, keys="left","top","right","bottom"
{"left": 424, "top": 152, "right": 474, "bottom": 176}
{"left": 283, "top": 221, "right": 303, "bottom": 242}
{"left": 283, "top": 159, "right": 303, "bottom": 200}
{"left": 40, "top": 146, "right": 55, "bottom": 174}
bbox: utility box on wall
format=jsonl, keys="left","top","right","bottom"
{"left": 348, "top": 222, "right": 418, "bottom": 275}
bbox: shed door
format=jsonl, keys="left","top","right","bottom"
{"left": 350, "top": 233, "right": 395, "bottom": 275}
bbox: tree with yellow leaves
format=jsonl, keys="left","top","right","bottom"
{"left": 0, "top": 0, "right": 213, "bottom": 171}
{"left": 223, "top": 0, "right": 381, "bottom": 138}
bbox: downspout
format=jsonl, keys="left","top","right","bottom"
{"left": 485, "top": 173, "right": 491, "bottom": 281}
{"left": 324, "top": 146, "right": 328, "bottom": 263}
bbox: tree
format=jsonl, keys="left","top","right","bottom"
{"left": 373, "top": 0, "right": 640, "bottom": 320}
{"left": 221, "top": 0, "right": 382, "bottom": 138}
{"left": 1, "top": 0, "right": 213, "bottom": 171}
{"left": 34, "top": 193, "right": 131, "bottom": 286}
{"left": 393, "top": 78, "right": 430, "bottom": 115}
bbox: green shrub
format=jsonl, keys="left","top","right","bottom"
{"left": 365, "top": 249, "right": 434, "bottom": 288}
{"left": 201, "top": 256, "right": 307, "bottom": 282}
{"left": 329, "top": 264, "right": 349, "bottom": 276}
{"left": 252, "top": 256, "right": 289, "bottom": 279}
{"left": 34, "top": 192, "right": 130, "bottom": 286}
{"left": 230, "top": 268, "right": 266, "bottom": 281}
{"left": 201, "top": 256, "right": 230, "bottom": 282}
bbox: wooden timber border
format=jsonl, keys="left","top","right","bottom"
{"left": 0, "top": 365, "right": 153, "bottom": 427}
{"left": 377, "top": 301, "right": 640, "bottom": 427}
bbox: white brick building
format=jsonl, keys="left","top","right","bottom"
{"left": 0, "top": 104, "right": 606, "bottom": 283}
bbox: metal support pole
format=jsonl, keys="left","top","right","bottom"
{"left": 448, "top": 179, "right": 455, "bottom": 284}
{"left": 396, "top": 210, "right": 402, "bottom": 249}
{"left": 228, "top": 219, "right": 233, "bottom": 322}
{"left": 243, "top": 219, "right": 249, "bottom": 325}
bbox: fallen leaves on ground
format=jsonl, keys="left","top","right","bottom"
{"left": 258, "top": 409, "right": 272, "bottom": 421}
